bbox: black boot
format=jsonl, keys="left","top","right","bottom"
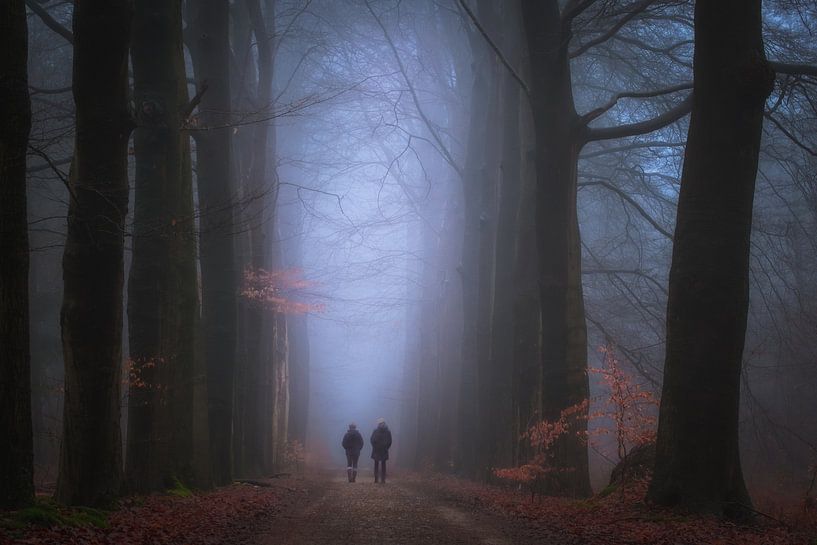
{"left": 352, "top": 470, "right": 357, "bottom": 482}
{"left": 347, "top": 468, "right": 353, "bottom": 482}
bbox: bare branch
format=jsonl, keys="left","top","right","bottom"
{"left": 561, "top": 0, "right": 600, "bottom": 27}
{"left": 25, "top": 0, "right": 73, "bottom": 45}
{"left": 27, "top": 145, "right": 78, "bottom": 204}
{"left": 580, "top": 82, "right": 692, "bottom": 125}
{"left": 769, "top": 60, "right": 817, "bottom": 79}
{"left": 578, "top": 178, "right": 673, "bottom": 240}
{"left": 365, "top": 1, "right": 462, "bottom": 177}
{"left": 29, "top": 85, "right": 72, "bottom": 95}
{"left": 569, "top": 0, "right": 658, "bottom": 59}
{"left": 584, "top": 94, "right": 692, "bottom": 143}
{"left": 182, "top": 80, "right": 209, "bottom": 121}
{"left": 764, "top": 112, "right": 817, "bottom": 157}
{"left": 27, "top": 154, "right": 72, "bottom": 173}
{"left": 580, "top": 140, "right": 685, "bottom": 159}
{"left": 454, "top": 0, "right": 530, "bottom": 99}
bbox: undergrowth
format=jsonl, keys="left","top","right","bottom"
{"left": 0, "top": 499, "right": 108, "bottom": 531}
{"left": 165, "top": 476, "right": 193, "bottom": 498}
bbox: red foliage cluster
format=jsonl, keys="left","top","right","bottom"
{"left": 124, "top": 356, "right": 165, "bottom": 392}
{"left": 3, "top": 483, "right": 290, "bottom": 545}
{"left": 495, "top": 345, "right": 660, "bottom": 488}
{"left": 588, "top": 344, "right": 658, "bottom": 461}
{"left": 411, "top": 473, "right": 817, "bottom": 545}
{"left": 241, "top": 267, "right": 325, "bottom": 315}
{"left": 494, "top": 401, "right": 587, "bottom": 485}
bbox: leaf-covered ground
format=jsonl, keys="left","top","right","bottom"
{"left": 2, "top": 472, "right": 815, "bottom": 544}
{"left": 402, "top": 473, "right": 817, "bottom": 545}
{"left": 1, "top": 478, "right": 307, "bottom": 545}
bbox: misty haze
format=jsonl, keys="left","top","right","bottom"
{"left": 1, "top": 1, "right": 817, "bottom": 544}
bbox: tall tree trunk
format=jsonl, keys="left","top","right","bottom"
{"left": 57, "top": 0, "right": 133, "bottom": 507}
{"left": 647, "top": 0, "right": 773, "bottom": 519}
{"left": 415, "top": 208, "right": 444, "bottom": 469}
{"left": 399, "top": 218, "right": 422, "bottom": 469}
{"left": 520, "top": 0, "right": 591, "bottom": 497}
{"left": 232, "top": 0, "right": 278, "bottom": 477}
{"left": 126, "top": 0, "right": 202, "bottom": 492}
{"left": 480, "top": 1, "right": 525, "bottom": 475}
{"left": 510, "top": 143, "right": 540, "bottom": 467}
{"left": 0, "top": 0, "right": 34, "bottom": 509}
{"left": 457, "top": 6, "right": 501, "bottom": 477}
{"left": 231, "top": 0, "right": 257, "bottom": 479}
{"left": 282, "top": 203, "right": 309, "bottom": 450}
{"left": 433, "top": 190, "right": 464, "bottom": 470}
{"left": 270, "top": 308, "right": 289, "bottom": 471}
{"left": 287, "top": 312, "right": 309, "bottom": 447}
{"left": 187, "top": 0, "right": 238, "bottom": 487}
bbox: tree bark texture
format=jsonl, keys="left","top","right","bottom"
{"left": 415, "top": 206, "right": 445, "bottom": 469}
{"left": 270, "top": 310, "right": 289, "bottom": 471}
{"left": 187, "top": 0, "right": 239, "bottom": 487}
{"left": 57, "top": 0, "right": 133, "bottom": 507}
{"left": 232, "top": 0, "right": 282, "bottom": 477}
{"left": 433, "top": 190, "right": 465, "bottom": 470}
{"left": 126, "top": 0, "right": 202, "bottom": 492}
{"left": 484, "top": 2, "right": 524, "bottom": 475}
{"left": 647, "top": 0, "right": 773, "bottom": 519}
{"left": 457, "top": 5, "right": 501, "bottom": 477}
{"left": 0, "top": 0, "right": 35, "bottom": 509}
{"left": 520, "top": 0, "right": 591, "bottom": 497}
{"left": 510, "top": 141, "right": 541, "bottom": 467}
{"left": 287, "top": 313, "right": 309, "bottom": 446}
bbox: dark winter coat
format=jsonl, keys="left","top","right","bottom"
{"left": 342, "top": 429, "right": 364, "bottom": 456}
{"left": 370, "top": 425, "right": 392, "bottom": 461}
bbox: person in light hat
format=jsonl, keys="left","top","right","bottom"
{"left": 342, "top": 422, "right": 364, "bottom": 482}
{"left": 370, "top": 418, "right": 392, "bottom": 484}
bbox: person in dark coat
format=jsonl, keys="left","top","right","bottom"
{"left": 370, "top": 418, "right": 392, "bottom": 484}
{"left": 342, "top": 422, "right": 364, "bottom": 482}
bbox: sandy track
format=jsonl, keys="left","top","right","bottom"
{"left": 254, "top": 473, "right": 567, "bottom": 545}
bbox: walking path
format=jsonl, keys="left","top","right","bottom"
{"left": 255, "top": 472, "right": 566, "bottom": 545}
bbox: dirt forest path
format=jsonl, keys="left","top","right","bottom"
{"left": 254, "top": 472, "right": 562, "bottom": 545}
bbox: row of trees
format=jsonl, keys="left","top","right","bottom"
{"left": 388, "top": 0, "right": 816, "bottom": 519}
{"left": 1, "top": 0, "right": 309, "bottom": 508}
{"left": 3, "top": 0, "right": 817, "bottom": 522}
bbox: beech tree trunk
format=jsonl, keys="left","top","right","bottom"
{"left": 415, "top": 205, "right": 445, "bottom": 469}
{"left": 433, "top": 190, "right": 464, "bottom": 470}
{"left": 270, "top": 309, "right": 289, "bottom": 470}
{"left": 0, "top": 0, "right": 34, "bottom": 509}
{"left": 484, "top": 2, "right": 523, "bottom": 475}
{"left": 287, "top": 312, "right": 309, "bottom": 447}
{"left": 187, "top": 0, "right": 238, "bottom": 487}
{"left": 457, "top": 3, "right": 501, "bottom": 477}
{"left": 126, "top": 0, "right": 203, "bottom": 492}
{"left": 510, "top": 148, "right": 541, "bottom": 467}
{"left": 647, "top": 0, "right": 773, "bottom": 519}
{"left": 520, "top": 0, "right": 592, "bottom": 497}
{"left": 57, "top": 0, "right": 133, "bottom": 507}
{"left": 232, "top": 0, "right": 283, "bottom": 477}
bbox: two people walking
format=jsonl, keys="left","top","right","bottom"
{"left": 342, "top": 418, "right": 392, "bottom": 483}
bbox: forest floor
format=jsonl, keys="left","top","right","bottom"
{"left": 2, "top": 471, "right": 815, "bottom": 545}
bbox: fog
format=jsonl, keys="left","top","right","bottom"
{"left": 10, "top": 0, "right": 817, "bottom": 518}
